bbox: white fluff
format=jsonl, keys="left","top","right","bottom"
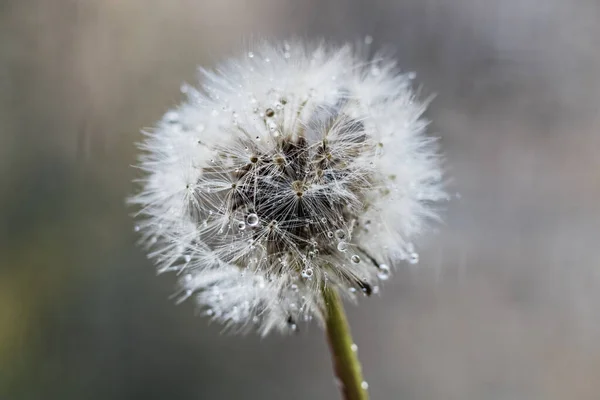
{"left": 130, "top": 41, "right": 446, "bottom": 334}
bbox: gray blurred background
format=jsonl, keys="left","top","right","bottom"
{"left": 1, "top": 0, "right": 600, "bottom": 399}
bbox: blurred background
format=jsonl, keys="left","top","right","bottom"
{"left": 1, "top": 0, "right": 600, "bottom": 399}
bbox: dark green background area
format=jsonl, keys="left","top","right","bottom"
{"left": 2, "top": 1, "right": 600, "bottom": 399}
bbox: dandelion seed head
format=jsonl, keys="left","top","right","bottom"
{"left": 130, "top": 40, "right": 446, "bottom": 335}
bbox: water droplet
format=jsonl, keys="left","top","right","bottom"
{"left": 248, "top": 51, "right": 254, "bottom": 58}
{"left": 372, "top": 285, "right": 380, "bottom": 294}
{"left": 134, "top": 225, "right": 140, "bottom": 232}
{"left": 351, "top": 255, "right": 361, "bottom": 264}
{"left": 377, "top": 264, "right": 391, "bottom": 280}
{"left": 349, "top": 287, "right": 357, "bottom": 293}
{"left": 364, "top": 35, "right": 373, "bottom": 45}
{"left": 284, "top": 51, "right": 291, "bottom": 59}
{"left": 361, "top": 381, "right": 369, "bottom": 390}
{"left": 184, "top": 255, "right": 191, "bottom": 263}
{"left": 291, "top": 284, "right": 299, "bottom": 292}
{"left": 301, "top": 268, "right": 314, "bottom": 278}
{"left": 308, "top": 251, "right": 315, "bottom": 258}
{"left": 327, "top": 231, "right": 334, "bottom": 238}
{"left": 246, "top": 213, "right": 259, "bottom": 227}
{"left": 409, "top": 252, "right": 419, "bottom": 264}
{"left": 265, "top": 108, "right": 275, "bottom": 117}
{"left": 351, "top": 343, "right": 358, "bottom": 352}
{"left": 320, "top": 217, "right": 327, "bottom": 223}
{"left": 337, "top": 242, "right": 348, "bottom": 252}
{"left": 238, "top": 221, "right": 246, "bottom": 230}
{"left": 335, "top": 229, "right": 346, "bottom": 240}
{"left": 184, "top": 274, "right": 192, "bottom": 282}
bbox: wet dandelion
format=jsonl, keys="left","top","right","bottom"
{"left": 130, "top": 40, "right": 446, "bottom": 400}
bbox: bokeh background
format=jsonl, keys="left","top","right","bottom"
{"left": 2, "top": 0, "right": 600, "bottom": 399}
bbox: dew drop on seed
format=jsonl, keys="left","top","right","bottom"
{"left": 302, "top": 268, "right": 314, "bottom": 278}
{"left": 291, "top": 284, "right": 299, "bottom": 292}
{"left": 372, "top": 285, "right": 380, "bottom": 294}
{"left": 184, "top": 274, "right": 192, "bottom": 282}
{"left": 335, "top": 229, "right": 346, "bottom": 240}
{"left": 327, "top": 231, "right": 334, "bottom": 238}
{"left": 409, "top": 252, "right": 420, "bottom": 264}
{"left": 134, "top": 225, "right": 140, "bottom": 232}
{"left": 377, "top": 264, "right": 391, "bottom": 280}
{"left": 246, "top": 213, "right": 259, "bottom": 227}
{"left": 184, "top": 255, "right": 191, "bottom": 263}
{"left": 351, "top": 255, "right": 361, "bottom": 264}
{"left": 351, "top": 343, "right": 358, "bottom": 352}
{"left": 248, "top": 51, "right": 254, "bottom": 58}
{"left": 361, "top": 381, "right": 369, "bottom": 390}
{"left": 337, "top": 241, "right": 348, "bottom": 252}
{"left": 238, "top": 221, "right": 246, "bottom": 230}
{"left": 321, "top": 217, "right": 327, "bottom": 223}
{"left": 349, "top": 287, "right": 356, "bottom": 293}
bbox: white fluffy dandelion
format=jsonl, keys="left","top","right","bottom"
{"left": 130, "top": 40, "right": 446, "bottom": 336}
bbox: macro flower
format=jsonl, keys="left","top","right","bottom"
{"left": 130, "top": 40, "right": 446, "bottom": 335}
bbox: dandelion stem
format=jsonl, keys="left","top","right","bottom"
{"left": 323, "top": 286, "right": 368, "bottom": 400}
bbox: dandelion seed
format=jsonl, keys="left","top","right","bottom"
{"left": 130, "top": 40, "right": 446, "bottom": 336}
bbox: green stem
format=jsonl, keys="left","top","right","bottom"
{"left": 323, "top": 286, "right": 369, "bottom": 400}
